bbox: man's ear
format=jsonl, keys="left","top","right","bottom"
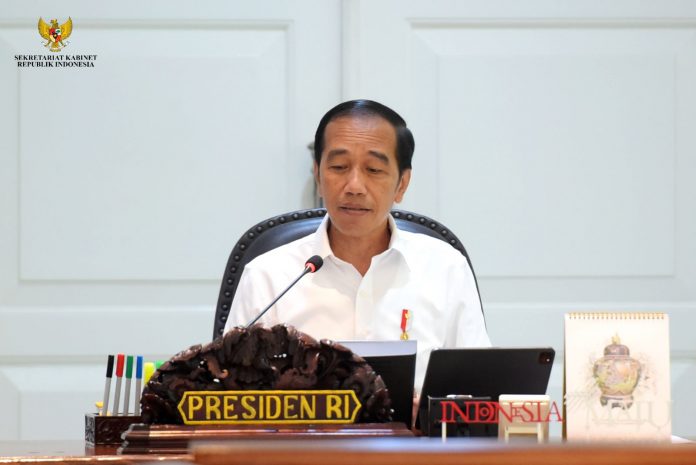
{"left": 313, "top": 161, "right": 322, "bottom": 197}
{"left": 394, "top": 169, "right": 411, "bottom": 203}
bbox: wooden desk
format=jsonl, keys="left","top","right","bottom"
{"left": 192, "top": 437, "right": 696, "bottom": 465}
{"left": 2, "top": 437, "right": 695, "bottom": 465}
{"left": 0, "top": 441, "right": 191, "bottom": 465}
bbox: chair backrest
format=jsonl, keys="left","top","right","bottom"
{"left": 213, "top": 208, "right": 482, "bottom": 340}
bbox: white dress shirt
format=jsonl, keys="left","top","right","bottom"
{"left": 224, "top": 214, "right": 491, "bottom": 389}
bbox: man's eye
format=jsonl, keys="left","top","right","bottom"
{"left": 367, "top": 167, "right": 383, "bottom": 174}
{"left": 329, "top": 165, "right": 347, "bottom": 171}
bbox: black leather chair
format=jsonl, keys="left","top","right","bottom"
{"left": 213, "top": 208, "right": 483, "bottom": 340}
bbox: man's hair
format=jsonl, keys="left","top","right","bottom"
{"left": 313, "top": 99, "right": 415, "bottom": 175}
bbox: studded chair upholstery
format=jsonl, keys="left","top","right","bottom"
{"left": 213, "top": 208, "right": 483, "bottom": 340}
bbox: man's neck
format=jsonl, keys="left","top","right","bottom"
{"left": 327, "top": 221, "right": 391, "bottom": 276}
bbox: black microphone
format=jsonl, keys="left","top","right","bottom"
{"left": 245, "top": 255, "right": 324, "bottom": 328}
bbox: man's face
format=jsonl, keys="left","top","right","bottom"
{"left": 314, "top": 115, "right": 411, "bottom": 242}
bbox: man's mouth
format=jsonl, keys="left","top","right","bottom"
{"left": 339, "top": 205, "right": 371, "bottom": 213}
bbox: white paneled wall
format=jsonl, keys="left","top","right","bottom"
{"left": 1, "top": 0, "right": 695, "bottom": 440}
{"left": 345, "top": 0, "right": 696, "bottom": 438}
{"left": 0, "top": 0, "right": 341, "bottom": 440}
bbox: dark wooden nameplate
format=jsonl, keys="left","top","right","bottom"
{"left": 119, "top": 423, "right": 413, "bottom": 454}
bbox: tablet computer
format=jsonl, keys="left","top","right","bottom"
{"left": 417, "top": 347, "right": 555, "bottom": 433}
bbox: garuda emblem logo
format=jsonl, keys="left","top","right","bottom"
{"left": 38, "top": 17, "right": 73, "bottom": 52}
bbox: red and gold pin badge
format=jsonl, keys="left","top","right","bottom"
{"left": 400, "top": 309, "right": 411, "bottom": 340}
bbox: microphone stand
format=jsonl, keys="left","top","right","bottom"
{"left": 245, "top": 266, "right": 312, "bottom": 328}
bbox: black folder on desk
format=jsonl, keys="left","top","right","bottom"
{"left": 339, "top": 340, "right": 417, "bottom": 428}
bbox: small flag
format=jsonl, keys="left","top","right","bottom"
{"left": 400, "top": 309, "right": 411, "bottom": 341}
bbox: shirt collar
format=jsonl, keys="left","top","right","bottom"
{"left": 313, "top": 213, "right": 412, "bottom": 269}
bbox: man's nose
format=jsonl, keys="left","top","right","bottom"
{"left": 345, "top": 167, "right": 367, "bottom": 195}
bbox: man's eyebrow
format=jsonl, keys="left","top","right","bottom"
{"left": 324, "top": 148, "right": 391, "bottom": 165}
{"left": 368, "top": 150, "right": 390, "bottom": 165}
{"left": 325, "top": 149, "right": 348, "bottom": 159}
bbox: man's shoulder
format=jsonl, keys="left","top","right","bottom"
{"left": 397, "top": 227, "right": 471, "bottom": 267}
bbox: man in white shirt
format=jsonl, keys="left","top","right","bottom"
{"left": 224, "top": 99, "right": 490, "bottom": 389}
